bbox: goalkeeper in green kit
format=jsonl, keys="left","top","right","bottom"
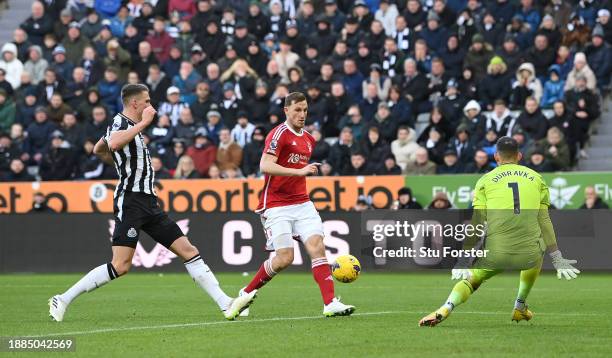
{"left": 419, "top": 137, "right": 580, "bottom": 327}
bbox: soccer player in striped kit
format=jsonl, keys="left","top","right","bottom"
{"left": 49, "top": 84, "right": 255, "bottom": 321}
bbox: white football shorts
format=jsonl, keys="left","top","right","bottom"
{"left": 260, "top": 201, "right": 324, "bottom": 251}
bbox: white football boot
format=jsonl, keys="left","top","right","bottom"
{"left": 224, "top": 289, "right": 257, "bottom": 320}
{"left": 48, "top": 295, "right": 68, "bottom": 322}
{"left": 238, "top": 288, "right": 250, "bottom": 317}
{"left": 323, "top": 297, "right": 355, "bottom": 317}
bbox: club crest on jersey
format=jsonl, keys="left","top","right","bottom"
{"left": 269, "top": 139, "right": 278, "bottom": 154}
{"left": 112, "top": 121, "right": 121, "bottom": 130}
{"left": 127, "top": 228, "right": 138, "bottom": 238}
{"left": 292, "top": 141, "right": 297, "bottom": 146}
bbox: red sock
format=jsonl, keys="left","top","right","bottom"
{"left": 245, "top": 259, "right": 276, "bottom": 293}
{"left": 312, "top": 257, "right": 335, "bottom": 305}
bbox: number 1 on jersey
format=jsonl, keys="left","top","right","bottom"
{"left": 507, "top": 182, "right": 520, "bottom": 214}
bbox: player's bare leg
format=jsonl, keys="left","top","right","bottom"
{"left": 512, "top": 260, "right": 543, "bottom": 322}
{"left": 49, "top": 246, "right": 132, "bottom": 322}
{"left": 169, "top": 236, "right": 253, "bottom": 320}
{"left": 304, "top": 235, "right": 355, "bottom": 317}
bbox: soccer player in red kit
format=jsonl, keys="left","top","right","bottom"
{"left": 237, "top": 92, "right": 355, "bottom": 317}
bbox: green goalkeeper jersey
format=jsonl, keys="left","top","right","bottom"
{"left": 472, "top": 163, "right": 550, "bottom": 254}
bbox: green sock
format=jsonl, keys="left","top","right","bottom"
{"left": 515, "top": 264, "right": 541, "bottom": 309}
{"left": 442, "top": 280, "right": 474, "bottom": 311}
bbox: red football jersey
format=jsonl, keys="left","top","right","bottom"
{"left": 255, "top": 122, "right": 316, "bottom": 212}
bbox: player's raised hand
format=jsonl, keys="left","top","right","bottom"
{"left": 141, "top": 106, "right": 157, "bottom": 128}
{"left": 550, "top": 250, "right": 580, "bottom": 280}
{"left": 300, "top": 162, "right": 321, "bottom": 176}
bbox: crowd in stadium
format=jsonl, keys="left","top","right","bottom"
{"left": 0, "top": 0, "right": 610, "bottom": 182}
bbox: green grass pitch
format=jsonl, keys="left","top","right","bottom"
{"left": 1, "top": 272, "right": 611, "bottom": 357}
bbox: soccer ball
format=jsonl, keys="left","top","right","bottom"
{"left": 331, "top": 255, "right": 361, "bottom": 283}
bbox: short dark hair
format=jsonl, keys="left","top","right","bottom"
{"left": 284, "top": 92, "right": 307, "bottom": 107}
{"left": 496, "top": 136, "right": 519, "bottom": 158}
{"left": 121, "top": 83, "right": 149, "bottom": 104}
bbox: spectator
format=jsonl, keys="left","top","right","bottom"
{"left": 362, "top": 63, "right": 391, "bottom": 101}
{"left": 375, "top": 0, "right": 399, "bottom": 35}
{"left": 360, "top": 126, "right": 391, "bottom": 169}
{"left": 392, "top": 187, "right": 423, "bottom": 209}
{"left": 173, "top": 61, "right": 202, "bottom": 104}
{"left": 60, "top": 112, "right": 84, "bottom": 149}
{"left": 147, "top": 16, "right": 175, "bottom": 63}
{"left": 517, "top": 97, "right": 548, "bottom": 141}
{"left": 24, "top": 107, "right": 55, "bottom": 161}
{"left": 478, "top": 11, "right": 503, "bottom": 49}
{"left": 274, "top": 37, "right": 299, "bottom": 82}
{"left": 526, "top": 146, "right": 554, "bottom": 172}
{"left": 103, "top": 39, "right": 132, "bottom": 82}
{"left": 353, "top": 194, "right": 372, "bottom": 211}
{"left": 29, "top": 192, "right": 56, "bottom": 213}
{"left": 497, "top": 35, "right": 523, "bottom": 75}
{"left": 147, "top": 114, "right": 175, "bottom": 151}
{"left": 463, "top": 34, "right": 494, "bottom": 82}
{"left": 419, "top": 106, "right": 452, "bottom": 144}
{"left": 580, "top": 186, "right": 610, "bottom": 209}
{"left": 427, "top": 191, "right": 453, "bottom": 210}
{"left": 0, "top": 89, "right": 16, "bottom": 133}
{"left": 585, "top": 25, "right": 611, "bottom": 93}
{"left": 404, "top": 147, "right": 437, "bottom": 175}
{"left": 173, "top": 155, "right": 200, "bottom": 179}
{"left": 437, "top": 79, "right": 465, "bottom": 129}
{"left": 598, "top": 9, "right": 612, "bottom": 45}
{"left": 174, "top": 107, "right": 198, "bottom": 145}
{"left": 535, "top": 127, "right": 571, "bottom": 171}
{"left": 159, "top": 86, "right": 188, "bottom": 126}
{"left": 2, "top": 158, "right": 34, "bottom": 182}
{"left": 328, "top": 127, "right": 355, "bottom": 175}
{"left": 46, "top": 93, "right": 73, "bottom": 125}
{"left": 85, "top": 106, "right": 109, "bottom": 142}
{"left": 360, "top": 82, "right": 380, "bottom": 122}
{"left": 396, "top": 58, "right": 428, "bottom": 114}
{"left": 541, "top": 65, "right": 565, "bottom": 108}
{"left": 381, "top": 36, "right": 405, "bottom": 80}
{"left": 216, "top": 128, "right": 242, "bottom": 172}
{"left": 205, "top": 109, "right": 224, "bottom": 145}
{"left": 163, "top": 139, "right": 186, "bottom": 170}
{"left": 479, "top": 56, "right": 511, "bottom": 110}
{"left": 560, "top": 13, "right": 591, "bottom": 51}
{"left": 511, "top": 62, "right": 542, "bottom": 108}
{"left": 342, "top": 151, "right": 374, "bottom": 175}
{"left": 0, "top": 43, "right": 23, "bottom": 89}
{"left": 186, "top": 128, "right": 217, "bottom": 177}
{"left": 62, "top": 22, "right": 91, "bottom": 65}
{"left": 337, "top": 105, "right": 365, "bottom": 143}
{"left": 404, "top": 0, "right": 426, "bottom": 32}
{"left": 465, "top": 149, "right": 493, "bottom": 173}
{"left": 564, "top": 52, "right": 597, "bottom": 91}
{"left": 151, "top": 155, "right": 172, "bottom": 179}
{"left": 377, "top": 153, "right": 402, "bottom": 175}
{"left": 342, "top": 58, "right": 365, "bottom": 100}
{"left": 458, "top": 65, "right": 478, "bottom": 100}
{"left": 448, "top": 124, "right": 475, "bottom": 165}
{"left": 242, "top": 126, "right": 265, "bottom": 177}
{"left": 97, "top": 67, "right": 122, "bottom": 114}
{"left": 420, "top": 11, "right": 448, "bottom": 55}
{"left": 440, "top": 34, "right": 465, "bottom": 79}
{"left": 370, "top": 102, "right": 398, "bottom": 143}
{"left": 387, "top": 84, "right": 413, "bottom": 127}
{"left": 39, "top": 130, "right": 75, "bottom": 181}
{"left": 485, "top": 99, "right": 516, "bottom": 137}
{"left": 564, "top": 75, "right": 600, "bottom": 159}
{"left": 537, "top": 14, "right": 562, "bottom": 50}
{"left": 460, "top": 99, "right": 486, "bottom": 144}
{"left": 310, "top": 128, "right": 330, "bottom": 163}
{"left": 391, "top": 125, "right": 419, "bottom": 170}
{"left": 76, "top": 139, "right": 105, "bottom": 180}
{"left": 478, "top": 128, "right": 500, "bottom": 160}
{"left": 305, "top": 83, "right": 329, "bottom": 129}
{"left": 231, "top": 111, "right": 256, "bottom": 148}
{"left": 23, "top": 45, "right": 48, "bottom": 85}
{"left": 549, "top": 101, "right": 572, "bottom": 146}
{"left": 555, "top": 45, "right": 574, "bottom": 80}
{"left": 20, "top": 1, "right": 53, "bottom": 47}
{"left": 0, "top": 68, "right": 13, "bottom": 97}
{"left": 0, "top": 133, "right": 18, "bottom": 175}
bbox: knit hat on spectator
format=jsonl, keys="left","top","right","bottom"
{"left": 223, "top": 82, "right": 235, "bottom": 92}
{"left": 597, "top": 9, "right": 610, "bottom": 19}
{"left": 191, "top": 44, "right": 203, "bottom": 53}
{"left": 503, "top": 33, "right": 517, "bottom": 43}
{"left": 286, "top": 19, "right": 298, "bottom": 29}
{"left": 592, "top": 24, "right": 605, "bottom": 38}
{"left": 194, "top": 127, "right": 209, "bottom": 139}
{"left": 101, "top": 19, "right": 111, "bottom": 30}
{"left": 370, "top": 63, "right": 382, "bottom": 73}
{"left": 427, "top": 11, "right": 440, "bottom": 22}
{"left": 490, "top": 56, "right": 505, "bottom": 67}
{"left": 236, "top": 20, "right": 247, "bottom": 29}
{"left": 354, "top": 0, "right": 367, "bottom": 8}
{"left": 463, "top": 99, "right": 481, "bottom": 113}
{"left": 324, "top": 0, "right": 336, "bottom": 5}
{"left": 456, "top": 124, "right": 470, "bottom": 134}
{"left": 50, "top": 130, "right": 64, "bottom": 139}
{"left": 264, "top": 33, "right": 276, "bottom": 41}
{"left": 398, "top": 187, "right": 413, "bottom": 197}
{"left": 443, "top": 149, "right": 457, "bottom": 157}
{"left": 207, "top": 110, "right": 221, "bottom": 119}
{"left": 237, "top": 110, "right": 248, "bottom": 119}
{"left": 52, "top": 45, "right": 66, "bottom": 55}
{"left": 346, "top": 16, "right": 359, "bottom": 25}
{"left": 315, "top": 14, "right": 329, "bottom": 24}
{"left": 446, "top": 78, "right": 458, "bottom": 89}
{"left": 68, "top": 21, "right": 80, "bottom": 29}
{"left": 60, "top": 8, "right": 72, "bottom": 18}
{"left": 471, "top": 33, "right": 485, "bottom": 44}
{"left": 35, "top": 106, "right": 47, "bottom": 114}
{"left": 166, "top": 86, "right": 180, "bottom": 95}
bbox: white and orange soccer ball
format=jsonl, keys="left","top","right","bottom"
{"left": 331, "top": 255, "right": 361, "bottom": 283}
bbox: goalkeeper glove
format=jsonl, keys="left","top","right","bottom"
{"left": 549, "top": 250, "right": 580, "bottom": 280}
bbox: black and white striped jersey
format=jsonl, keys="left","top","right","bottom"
{"left": 105, "top": 113, "right": 156, "bottom": 200}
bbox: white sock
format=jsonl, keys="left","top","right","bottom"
{"left": 442, "top": 301, "right": 455, "bottom": 312}
{"left": 60, "top": 263, "right": 118, "bottom": 304}
{"left": 184, "top": 255, "right": 232, "bottom": 311}
{"left": 514, "top": 298, "right": 526, "bottom": 310}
